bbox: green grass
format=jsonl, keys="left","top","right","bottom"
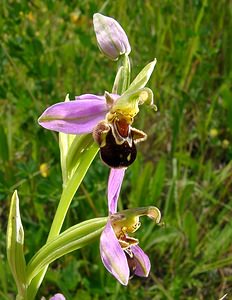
{"left": 0, "top": 0, "right": 232, "bottom": 299}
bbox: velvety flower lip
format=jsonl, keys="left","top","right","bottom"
{"left": 93, "top": 13, "right": 131, "bottom": 60}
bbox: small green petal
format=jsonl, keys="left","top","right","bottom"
{"left": 125, "top": 59, "right": 157, "bottom": 94}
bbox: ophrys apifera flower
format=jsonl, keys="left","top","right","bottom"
{"left": 38, "top": 86, "right": 155, "bottom": 168}
{"left": 100, "top": 169, "right": 161, "bottom": 285}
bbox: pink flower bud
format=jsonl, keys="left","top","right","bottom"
{"left": 93, "top": 13, "right": 131, "bottom": 60}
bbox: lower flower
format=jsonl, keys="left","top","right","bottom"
{"left": 100, "top": 206, "right": 161, "bottom": 285}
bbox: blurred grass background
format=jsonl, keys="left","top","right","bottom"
{"left": 0, "top": 0, "right": 232, "bottom": 299}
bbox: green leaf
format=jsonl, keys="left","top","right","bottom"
{"left": 183, "top": 211, "right": 198, "bottom": 253}
{"left": 0, "top": 257, "right": 8, "bottom": 295}
{"left": 26, "top": 217, "right": 107, "bottom": 284}
{"left": 144, "top": 226, "right": 181, "bottom": 251}
{"left": 0, "top": 124, "right": 9, "bottom": 162}
{"left": 125, "top": 59, "right": 157, "bottom": 94}
{"left": 220, "top": 84, "right": 232, "bottom": 131}
{"left": 6, "top": 191, "right": 26, "bottom": 297}
{"left": 66, "top": 134, "right": 94, "bottom": 180}
{"left": 164, "top": 158, "right": 178, "bottom": 217}
{"left": 191, "top": 256, "right": 232, "bottom": 276}
{"left": 150, "top": 158, "right": 166, "bottom": 205}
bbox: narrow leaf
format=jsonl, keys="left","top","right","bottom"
{"left": 150, "top": 158, "right": 166, "bottom": 205}
{"left": 26, "top": 217, "right": 107, "bottom": 284}
{"left": 191, "top": 256, "right": 232, "bottom": 276}
{"left": 0, "top": 124, "right": 9, "bottom": 162}
{"left": 66, "top": 134, "right": 94, "bottom": 179}
{"left": 6, "top": 191, "right": 26, "bottom": 296}
{"left": 183, "top": 211, "right": 198, "bottom": 253}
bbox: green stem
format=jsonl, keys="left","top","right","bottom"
{"left": 48, "top": 142, "right": 98, "bottom": 239}
{"left": 112, "top": 54, "right": 131, "bottom": 95}
{"left": 121, "top": 53, "right": 131, "bottom": 93}
{"left": 27, "top": 141, "right": 99, "bottom": 299}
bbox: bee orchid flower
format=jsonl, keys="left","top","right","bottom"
{"left": 38, "top": 86, "right": 155, "bottom": 168}
{"left": 100, "top": 169, "right": 161, "bottom": 285}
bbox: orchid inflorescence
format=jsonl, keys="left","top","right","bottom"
{"left": 7, "top": 13, "right": 160, "bottom": 299}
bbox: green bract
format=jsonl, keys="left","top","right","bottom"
{"left": 126, "top": 59, "right": 157, "bottom": 94}
{"left": 7, "top": 191, "right": 26, "bottom": 299}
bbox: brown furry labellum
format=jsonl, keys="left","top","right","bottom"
{"left": 93, "top": 119, "right": 147, "bottom": 168}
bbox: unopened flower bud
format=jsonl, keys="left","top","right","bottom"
{"left": 93, "top": 13, "right": 131, "bottom": 60}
